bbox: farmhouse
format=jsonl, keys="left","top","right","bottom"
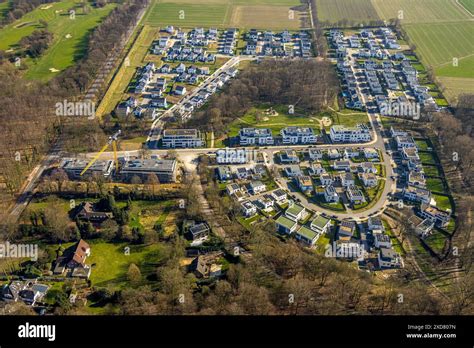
{"left": 74, "top": 202, "right": 113, "bottom": 222}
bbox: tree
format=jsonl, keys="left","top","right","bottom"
{"left": 130, "top": 175, "right": 142, "bottom": 185}
{"left": 145, "top": 173, "right": 159, "bottom": 196}
{"left": 42, "top": 204, "right": 74, "bottom": 242}
{"left": 100, "top": 219, "right": 119, "bottom": 241}
{"left": 127, "top": 263, "right": 142, "bottom": 284}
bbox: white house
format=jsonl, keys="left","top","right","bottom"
{"left": 281, "top": 127, "right": 317, "bottom": 145}
{"left": 285, "top": 203, "right": 307, "bottom": 222}
{"left": 310, "top": 215, "right": 331, "bottom": 235}
{"left": 239, "top": 128, "right": 274, "bottom": 146}
{"left": 330, "top": 124, "right": 371, "bottom": 143}
{"left": 241, "top": 200, "right": 257, "bottom": 217}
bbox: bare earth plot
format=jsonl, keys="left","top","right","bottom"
{"left": 145, "top": 0, "right": 305, "bottom": 29}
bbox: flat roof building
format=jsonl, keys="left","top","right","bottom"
{"left": 120, "top": 159, "right": 177, "bottom": 183}
{"left": 162, "top": 129, "right": 204, "bottom": 148}
{"left": 61, "top": 158, "right": 114, "bottom": 179}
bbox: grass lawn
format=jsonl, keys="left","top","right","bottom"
{"left": 227, "top": 104, "right": 322, "bottom": 137}
{"left": 238, "top": 214, "right": 261, "bottom": 230}
{"left": 330, "top": 109, "right": 370, "bottom": 129}
{"left": 419, "top": 151, "right": 437, "bottom": 165}
{"left": 423, "top": 165, "right": 441, "bottom": 177}
{"left": 415, "top": 139, "right": 431, "bottom": 151}
{"left": 426, "top": 177, "right": 445, "bottom": 193}
{"left": 383, "top": 220, "right": 405, "bottom": 255}
{"left": 432, "top": 193, "right": 453, "bottom": 212}
{"left": 424, "top": 230, "right": 448, "bottom": 255}
{"left": 88, "top": 240, "right": 166, "bottom": 289}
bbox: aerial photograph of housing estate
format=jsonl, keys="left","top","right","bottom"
{"left": 0, "top": 0, "right": 472, "bottom": 346}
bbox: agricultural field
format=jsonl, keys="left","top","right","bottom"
{"left": 316, "top": 0, "right": 380, "bottom": 26}
{"left": 0, "top": 0, "right": 116, "bottom": 81}
{"left": 372, "top": 0, "right": 472, "bottom": 24}
{"left": 459, "top": 0, "right": 474, "bottom": 14}
{"left": 371, "top": 0, "right": 474, "bottom": 104}
{"left": 403, "top": 22, "right": 474, "bottom": 77}
{"left": 144, "top": 0, "right": 305, "bottom": 29}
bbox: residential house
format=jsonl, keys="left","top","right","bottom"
{"left": 359, "top": 172, "right": 378, "bottom": 187}
{"left": 275, "top": 215, "right": 298, "bottom": 234}
{"left": 285, "top": 203, "right": 307, "bottom": 222}
{"left": 281, "top": 127, "right": 317, "bottom": 144}
{"left": 241, "top": 200, "right": 257, "bottom": 217}
{"left": 403, "top": 185, "right": 431, "bottom": 204}
{"left": 216, "top": 166, "right": 232, "bottom": 181}
{"left": 248, "top": 180, "right": 266, "bottom": 195}
{"left": 239, "top": 128, "right": 274, "bottom": 146}
{"left": 296, "top": 176, "right": 313, "bottom": 193}
{"left": 279, "top": 150, "right": 299, "bottom": 164}
{"left": 378, "top": 247, "right": 402, "bottom": 268}
{"left": 368, "top": 216, "right": 384, "bottom": 232}
{"left": 295, "top": 226, "right": 319, "bottom": 247}
{"left": 337, "top": 221, "right": 356, "bottom": 241}
{"left": 310, "top": 215, "right": 331, "bottom": 235}
{"left": 374, "top": 234, "right": 391, "bottom": 248}
{"left": 419, "top": 204, "right": 451, "bottom": 227}
{"left": 271, "top": 189, "right": 287, "bottom": 203}
{"left": 346, "top": 185, "right": 365, "bottom": 204}
{"left": 324, "top": 185, "right": 339, "bottom": 202}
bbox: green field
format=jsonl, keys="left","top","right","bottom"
{"left": 87, "top": 241, "right": 166, "bottom": 289}
{"left": 432, "top": 193, "right": 453, "bottom": 212}
{"left": 316, "top": 0, "right": 380, "bottom": 25}
{"left": 404, "top": 22, "right": 474, "bottom": 78}
{"left": 144, "top": 0, "right": 304, "bottom": 29}
{"left": 459, "top": 0, "right": 474, "bottom": 14}
{"left": 372, "top": 0, "right": 471, "bottom": 24}
{"left": 0, "top": 1, "right": 116, "bottom": 80}
{"left": 426, "top": 177, "right": 445, "bottom": 193}
{"left": 0, "top": 1, "right": 9, "bottom": 20}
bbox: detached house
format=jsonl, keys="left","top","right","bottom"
{"left": 285, "top": 203, "right": 307, "bottom": 222}
{"left": 295, "top": 226, "right": 319, "bottom": 247}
